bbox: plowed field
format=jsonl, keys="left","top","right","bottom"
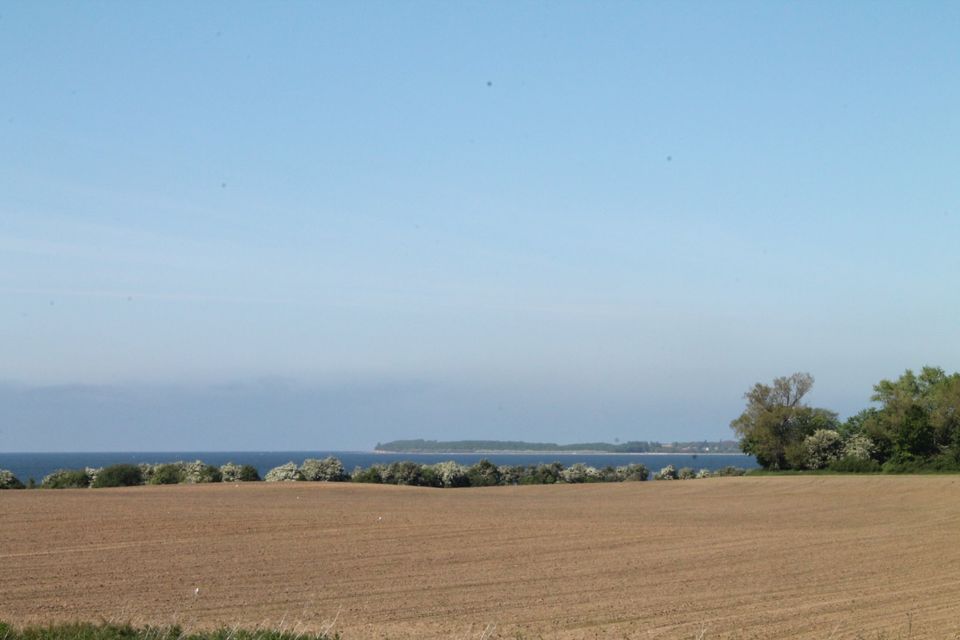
{"left": 2, "top": 476, "right": 959, "bottom": 639}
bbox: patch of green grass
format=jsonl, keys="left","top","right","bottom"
{"left": 745, "top": 468, "right": 847, "bottom": 476}
{"left": 0, "top": 623, "right": 339, "bottom": 640}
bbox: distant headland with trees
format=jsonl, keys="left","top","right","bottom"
{"left": 374, "top": 439, "right": 742, "bottom": 454}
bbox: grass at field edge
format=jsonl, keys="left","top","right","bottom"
{"left": 0, "top": 623, "right": 339, "bottom": 640}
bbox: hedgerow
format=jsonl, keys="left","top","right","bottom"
{"left": 25, "top": 456, "right": 750, "bottom": 489}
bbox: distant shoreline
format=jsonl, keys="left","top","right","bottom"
{"left": 374, "top": 450, "right": 748, "bottom": 456}
{"left": 374, "top": 439, "right": 742, "bottom": 455}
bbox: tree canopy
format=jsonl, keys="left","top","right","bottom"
{"left": 858, "top": 367, "right": 960, "bottom": 468}
{"left": 730, "top": 373, "right": 839, "bottom": 470}
{"left": 732, "top": 367, "right": 960, "bottom": 472}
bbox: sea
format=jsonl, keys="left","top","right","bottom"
{"left": 0, "top": 451, "right": 757, "bottom": 483}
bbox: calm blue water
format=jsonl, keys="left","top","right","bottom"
{"left": 0, "top": 451, "right": 756, "bottom": 483}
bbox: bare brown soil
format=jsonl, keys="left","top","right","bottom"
{"left": 2, "top": 477, "right": 960, "bottom": 639}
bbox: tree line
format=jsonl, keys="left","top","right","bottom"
{"left": 731, "top": 367, "right": 960, "bottom": 472}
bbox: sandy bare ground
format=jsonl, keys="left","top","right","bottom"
{"left": 2, "top": 477, "right": 960, "bottom": 639}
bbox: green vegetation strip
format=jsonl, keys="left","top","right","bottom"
{"left": 732, "top": 366, "right": 960, "bottom": 473}
{"left": 0, "top": 623, "right": 337, "bottom": 640}
{"left": 0, "top": 457, "right": 752, "bottom": 490}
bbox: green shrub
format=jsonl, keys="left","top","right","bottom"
{"left": 783, "top": 440, "right": 810, "bottom": 470}
{"left": 418, "top": 465, "right": 441, "bottom": 487}
{"left": 92, "top": 464, "right": 143, "bottom": 488}
{"left": 881, "top": 454, "right": 926, "bottom": 473}
{"left": 42, "top": 469, "right": 91, "bottom": 489}
{"left": 594, "top": 465, "right": 617, "bottom": 482}
{"left": 616, "top": 463, "right": 649, "bottom": 481}
{"left": 238, "top": 464, "right": 261, "bottom": 481}
{"left": 150, "top": 463, "right": 186, "bottom": 485}
{"left": 381, "top": 461, "right": 432, "bottom": 486}
{"left": 927, "top": 449, "right": 960, "bottom": 472}
{"left": 351, "top": 465, "right": 383, "bottom": 483}
{"left": 520, "top": 462, "right": 564, "bottom": 484}
{"left": 677, "top": 467, "right": 696, "bottom": 480}
{"left": 0, "top": 469, "right": 25, "bottom": 489}
{"left": 465, "top": 459, "right": 501, "bottom": 486}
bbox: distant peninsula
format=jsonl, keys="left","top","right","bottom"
{"left": 375, "top": 439, "right": 742, "bottom": 454}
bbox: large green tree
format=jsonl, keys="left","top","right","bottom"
{"left": 730, "top": 373, "right": 839, "bottom": 469}
{"left": 861, "top": 366, "right": 960, "bottom": 466}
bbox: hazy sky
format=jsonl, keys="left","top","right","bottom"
{"left": 2, "top": 2, "right": 958, "bottom": 451}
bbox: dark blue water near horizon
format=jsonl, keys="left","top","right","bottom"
{"left": 0, "top": 451, "right": 757, "bottom": 483}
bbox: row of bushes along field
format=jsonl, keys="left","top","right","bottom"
{"left": 0, "top": 457, "right": 749, "bottom": 489}
{"left": 0, "top": 460, "right": 260, "bottom": 490}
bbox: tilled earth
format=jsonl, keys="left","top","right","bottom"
{"left": 2, "top": 476, "right": 959, "bottom": 639}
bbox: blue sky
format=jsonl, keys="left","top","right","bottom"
{"left": 1, "top": 2, "right": 958, "bottom": 451}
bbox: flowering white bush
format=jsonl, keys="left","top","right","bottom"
{"left": 182, "top": 460, "right": 220, "bottom": 483}
{"left": 654, "top": 464, "right": 678, "bottom": 480}
{"left": 696, "top": 468, "right": 712, "bottom": 479}
{"left": 265, "top": 462, "right": 302, "bottom": 482}
{"left": 219, "top": 462, "right": 260, "bottom": 481}
{"left": 219, "top": 462, "right": 249, "bottom": 481}
{"left": 138, "top": 463, "right": 155, "bottom": 483}
{"left": 561, "top": 463, "right": 601, "bottom": 483}
{"left": 804, "top": 429, "right": 843, "bottom": 469}
{"left": 219, "top": 462, "right": 242, "bottom": 482}
{"left": 0, "top": 469, "right": 24, "bottom": 489}
{"left": 299, "top": 457, "right": 348, "bottom": 481}
{"left": 432, "top": 461, "right": 470, "bottom": 487}
{"left": 842, "top": 433, "right": 876, "bottom": 461}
